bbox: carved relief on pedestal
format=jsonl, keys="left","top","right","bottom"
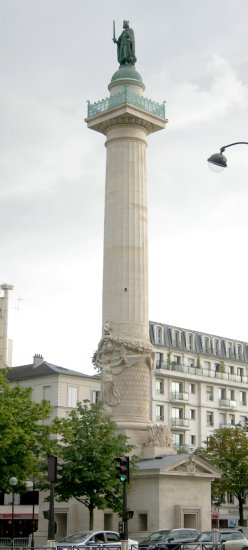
{"left": 145, "top": 424, "right": 174, "bottom": 449}
{"left": 95, "top": 331, "right": 155, "bottom": 423}
{"left": 174, "top": 457, "right": 197, "bottom": 474}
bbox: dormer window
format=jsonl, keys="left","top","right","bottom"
{"left": 213, "top": 338, "right": 220, "bottom": 356}
{"left": 187, "top": 333, "right": 193, "bottom": 351}
{"left": 226, "top": 342, "right": 233, "bottom": 358}
{"left": 236, "top": 344, "right": 243, "bottom": 360}
{"left": 155, "top": 325, "right": 162, "bottom": 345}
{"left": 202, "top": 336, "right": 210, "bottom": 353}
{"left": 172, "top": 329, "right": 181, "bottom": 347}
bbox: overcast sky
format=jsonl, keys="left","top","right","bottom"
{"left": 2, "top": 0, "right": 248, "bottom": 374}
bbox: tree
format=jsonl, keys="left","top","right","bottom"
{"left": 0, "top": 369, "right": 56, "bottom": 492}
{"left": 195, "top": 427, "right": 248, "bottom": 525}
{"left": 54, "top": 401, "right": 137, "bottom": 529}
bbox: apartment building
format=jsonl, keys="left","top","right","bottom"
{"left": 150, "top": 321, "right": 248, "bottom": 527}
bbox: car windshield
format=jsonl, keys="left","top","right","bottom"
{"left": 142, "top": 532, "right": 170, "bottom": 542}
{"left": 59, "top": 532, "right": 93, "bottom": 543}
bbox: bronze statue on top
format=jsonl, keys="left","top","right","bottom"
{"left": 113, "top": 20, "right": 137, "bottom": 66}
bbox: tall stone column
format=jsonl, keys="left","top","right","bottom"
{"left": 86, "top": 26, "right": 170, "bottom": 455}
{"left": 0, "top": 283, "right": 14, "bottom": 368}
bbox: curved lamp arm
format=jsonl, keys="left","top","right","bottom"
{"left": 208, "top": 141, "right": 248, "bottom": 170}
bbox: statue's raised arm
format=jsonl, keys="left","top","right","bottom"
{"left": 113, "top": 20, "right": 137, "bottom": 66}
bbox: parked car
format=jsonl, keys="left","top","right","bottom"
{"left": 222, "top": 530, "right": 248, "bottom": 550}
{"left": 138, "top": 529, "right": 200, "bottom": 550}
{"left": 56, "top": 530, "right": 138, "bottom": 550}
{"left": 186, "top": 529, "right": 245, "bottom": 550}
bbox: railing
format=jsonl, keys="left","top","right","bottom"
{"left": 170, "top": 392, "right": 189, "bottom": 402}
{"left": 171, "top": 418, "right": 190, "bottom": 428}
{"left": 0, "top": 539, "right": 29, "bottom": 549}
{"left": 219, "top": 399, "right": 237, "bottom": 408}
{"left": 156, "top": 362, "right": 248, "bottom": 383}
{"left": 0, "top": 544, "right": 138, "bottom": 550}
{"left": 87, "top": 87, "right": 166, "bottom": 119}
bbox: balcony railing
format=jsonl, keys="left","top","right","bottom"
{"left": 171, "top": 418, "right": 190, "bottom": 428}
{"left": 156, "top": 362, "right": 248, "bottom": 383}
{"left": 219, "top": 399, "right": 237, "bottom": 408}
{"left": 170, "top": 392, "right": 189, "bottom": 402}
{"left": 87, "top": 87, "right": 166, "bottom": 119}
{"left": 219, "top": 422, "right": 235, "bottom": 428}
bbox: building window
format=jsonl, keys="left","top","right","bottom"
{"left": 189, "top": 409, "right": 195, "bottom": 420}
{"left": 206, "top": 386, "right": 213, "bottom": 401}
{"left": 188, "top": 358, "right": 195, "bottom": 368}
{"left": 189, "top": 384, "right": 195, "bottom": 394}
{"left": 155, "top": 405, "right": 164, "bottom": 421}
{"left": 213, "top": 338, "right": 220, "bottom": 355}
{"left": 155, "top": 326, "right": 162, "bottom": 344}
{"left": 173, "top": 355, "right": 181, "bottom": 365}
{"left": 156, "top": 379, "right": 164, "bottom": 394}
{"left": 43, "top": 385, "right": 51, "bottom": 403}
{"left": 229, "top": 415, "right": 235, "bottom": 426}
{"left": 172, "top": 329, "right": 181, "bottom": 347}
{"left": 92, "top": 390, "right": 101, "bottom": 404}
{"left": 226, "top": 493, "right": 234, "bottom": 504}
{"left": 219, "top": 387, "right": 225, "bottom": 400}
{"left": 202, "top": 336, "right": 210, "bottom": 353}
{"left": 156, "top": 352, "right": 163, "bottom": 368}
{"left": 190, "top": 435, "right": 196, "bottom": 446}
{"left": 226, "top": 342, "right": 233, "bottom": 358}
{"left": 204, "top": 361, "right": 211, "bottom": 371}
{"left": 187, "top": 333, "right": 193, "bottom": 350}
{"left": 227, "top": 389, "right": 235, "bottom": 401}
{"left": 172, "top": 381, "right": 182, "bottom": 393}
{"left": 236, "top": 344, "right": 243, "bottom": 360}
{"left": 240, "top": 391, "right": 246, "bottom": 406}
{"left": 138, "top": 514, "right": 147, "bottom": 531}
{"left": 172, "top": 407, "right": 183, "bottom": 420}
{"left": 172, "top": 433, "right": 184, "bottom": 446}
{"left": 219, "top": 413, "right": 226, "bottom": 427}
{"left": 229, "top": 365, "right": 235, "bottom": 375}
{"left": 104, "top": 513, "right": 113, "bottom": 530}
{"left": 68, "top": 386, "right": 78, "bottom": 408}
{"left": 207, "top": 411, "right": 214, "bottom": 426}
{"left": 238, "top": 367, "right": 244, "bottom": 379}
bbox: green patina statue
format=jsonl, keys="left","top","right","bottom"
{"left": 113, "top": 20, "right": 137, "bottom": 66}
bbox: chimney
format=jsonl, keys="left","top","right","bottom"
{"left": 33, "top": 354, "right": 44, "bottom": 367}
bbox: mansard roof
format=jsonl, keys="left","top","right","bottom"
{"left": 149, "top": 321, "right": 248, "bottom": 361}
{"left": 7, "top": 361, "right": 100, "bottom": 381}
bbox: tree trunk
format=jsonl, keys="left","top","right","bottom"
{"left": 238, "top": 495, "right": 244, "bottom": 526}
{"left": 89, "top": 500, "right": 94, "bottom": 530}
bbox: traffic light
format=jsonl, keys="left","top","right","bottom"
{"left": 115, "top": 456, "right": 129, "bottom": 482}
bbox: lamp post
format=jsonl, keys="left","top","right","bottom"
{"left": 30, "top": 478, "right": 36, "bottom": 550}
{"left": 207, "top": 141, "right": 248, "bottom": 171}
{"left": 9, "top": 477, "right": 18, "bottom": 540}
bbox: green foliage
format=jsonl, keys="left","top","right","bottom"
{"left": 195, "top": 427, "right": 248, "bottom": 524}
{"left": 0, "top": 369, "right": 55, "bottom": 491}
{"left": 54, "top": 401, "right": 137, "bottom": 528}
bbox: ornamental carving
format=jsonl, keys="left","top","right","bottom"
{"left": 175, "top": 457, "right": 196, "bottom": 474}
{"left": 95, "top": 333, "right": 155, "bottom": 407}
{"left": 145, "top": 424, "right": 175, "bottom": 449}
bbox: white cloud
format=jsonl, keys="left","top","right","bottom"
{"left": 167, "top": 55, "right": 248, "bottom": 129}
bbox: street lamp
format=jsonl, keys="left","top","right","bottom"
{"left": 207, "top": 141, "right": 248, "bottom": 171}
{"left": 9, "top": 477, "right": 18, "bottom": 540}
{"left": 29, "top": 478, "right": 36, "bottom": 550}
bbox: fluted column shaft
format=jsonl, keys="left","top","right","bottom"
{"left": 103, "top": 126, "right": 149, "bottom": 342}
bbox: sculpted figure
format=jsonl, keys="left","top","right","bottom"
{"left": 113, "top": 20, "right": 136, "bottom": 66}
